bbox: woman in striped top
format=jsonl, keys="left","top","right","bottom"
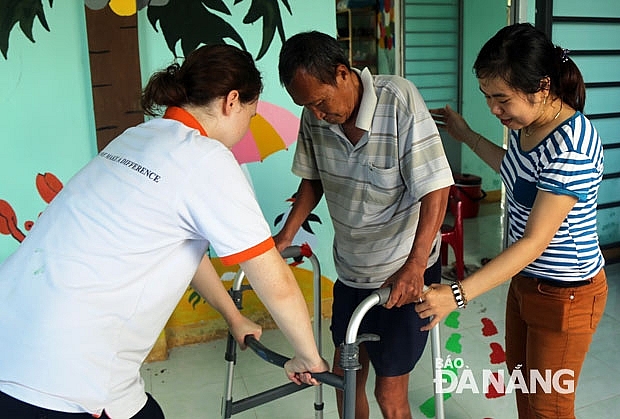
{"left": 419, "top": 23, "right": 607, "bottom": 418}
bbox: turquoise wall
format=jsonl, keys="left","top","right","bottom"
{"left": 0, "top": 2, "right": 95, "bottom": 261}
{"left": 0, "top": 1, "right": 339, "bottom": 281}
{"left": 459, "top": 0, "right": 508, "bottom": 193}
{"left": 549, "top": 1, "right": 620, "bottom": 247}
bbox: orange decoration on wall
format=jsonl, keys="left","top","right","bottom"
{"left": 0, "top": 172, "right": 64, "bottom": 243}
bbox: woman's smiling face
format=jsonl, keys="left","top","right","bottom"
{"left": 478, "top": 77, "right": 544, "bottom": 131}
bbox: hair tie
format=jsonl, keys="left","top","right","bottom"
{"left": 166, "top": 63, "right": 180, "bottom": 77}
{"left": 561, "top": 48, "right": 570, "bottom": 63}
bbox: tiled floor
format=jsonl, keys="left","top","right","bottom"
{"left": 141, "top": 202, "right": 620, "bottom": 418}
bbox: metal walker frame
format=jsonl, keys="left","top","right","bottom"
{"left": 220, "top": 245, "right": 445, "bottom": 419}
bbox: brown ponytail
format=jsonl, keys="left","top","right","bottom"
{"left": 553, "top": 46, "right": 586, "bottom": 112}
{"left": 141, "top": 44, "right": 263, "bottom": 117}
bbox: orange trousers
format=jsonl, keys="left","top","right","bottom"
{"left": 505, "top": 269, "right": 607, "bottom": 418}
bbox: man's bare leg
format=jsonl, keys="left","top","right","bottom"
{"left": 375, "top": 373, "right": 411, "bottom": 419}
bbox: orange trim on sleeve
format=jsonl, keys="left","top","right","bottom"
{"left": 219, "top": 237, "right": 275, "bottom": 266}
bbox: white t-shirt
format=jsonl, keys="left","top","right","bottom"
{"left": 0, "top": 107, "right": 273, "bottom": 417}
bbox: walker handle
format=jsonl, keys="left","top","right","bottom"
{"left": 280, "top": 245, "right": 302, "bottom": 259}
{"left": 374, "top": 284, "right": 431, "bottom": 305}
{"left": 244, "top": 335, "right": 344, "bottom": 390}
{"left": 279, "top": 244, "right": 313, "bottom": 260}
{"left": 372, "top": 286, "right": 391, "bottom": 305}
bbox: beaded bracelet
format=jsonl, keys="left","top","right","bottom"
{"left": 457, "top": 281, "right": 468, "bottom": 306}
{"left": 450, "top": 281, "right": 467, "bottom": 309}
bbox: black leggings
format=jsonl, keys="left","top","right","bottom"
{"left": 0, "top": 391, "right": 165, "bottom": 418}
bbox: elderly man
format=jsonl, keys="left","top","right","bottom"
{"left": 275, "top": 31, "right": 453, "bottom": 418}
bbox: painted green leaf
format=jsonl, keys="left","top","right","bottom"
{"left": 0, "top": 0, "right": 53, "bottom": 59}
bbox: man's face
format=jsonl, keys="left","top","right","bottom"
{"left": 285, "top": 66, "right": 356, "bottom": 125}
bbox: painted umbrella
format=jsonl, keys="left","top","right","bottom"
{"left": 231, "top": 101, "right": 300, "bottom": 164}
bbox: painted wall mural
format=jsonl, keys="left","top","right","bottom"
{"left": 377, "top": 0, "right": 394, "bottom": 50}
{"left": 1, "top": 0, "right": 313, "bottom": 261}
{"left": 0, "top": 172, "right": 63, "bottom": 244}
{"left": 1, "top": 0, "right": 335, "bottom": 361}
{"left": 377, "top": 0, "right": 395, "bottom": 74}
{"left": 274, "top": 194, "right": 323, "bottom": 266}
{"left": 2, "top": 0, "right": 302, "bottom": 171}
{"left": 1, "top": 0, "right": 293, "bottom": 61}
{"left": 0, "top": 0, "right": 53, "bottom": 59}
{"left": 232, "top": 100, "right": 300, "bottom": 164}
{"left": 146, "top": 0, "right": 292, "bottom": 60}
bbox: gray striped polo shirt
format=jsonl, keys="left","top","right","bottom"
{"left": 292, "top": 68, "right": 454, "bottom": 288}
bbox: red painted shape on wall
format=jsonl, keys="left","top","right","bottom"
{"left": 0, "top": 199, "right": 25, "bottom": 242}
{"left": 36, "top": 172, "right": 63, "bottom": 203}
{"left": 1, "top": 172, "right": 64, "bottom": 244}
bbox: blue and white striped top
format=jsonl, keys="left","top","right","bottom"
{"left": 500, "top": 111, "right": 604, "bottom": 281}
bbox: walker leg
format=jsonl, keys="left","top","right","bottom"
{"left": 430, "top": 324, "right": 445, "bottom": 419}
{"left": 342, "top": 369, "right": 357, "bottom": 419}
{"left": 312, "top": 255, "right": 324, "bottom": 419}
{"left": 221, "top": 332, "right": 237, "bottom": 419}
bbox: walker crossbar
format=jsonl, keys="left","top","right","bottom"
{"left": 224, "top": 381, "right": 311, "bottom": 417}
{"left": 244, "top": 335, "right": 344, "bottom": 390}
{"left": 241, "top": 293, "right": 375, "bottom": 419}
{"left": 221, "top": 245, "right": 325, "bottom": 419}
{"left": 238, "top": 287, "right": 389, "bottom": 419}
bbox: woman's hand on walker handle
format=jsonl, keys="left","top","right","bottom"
{"left": 285, "top": 356, "right": 330, "bottom": 386}
{"left": 415, "top": 283, "right": 459, "bottom": 331}
{"left": 229, "top": 315, "right": 262, "bottom": 350}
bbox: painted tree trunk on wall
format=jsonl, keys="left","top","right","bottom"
{"left": 85, "top": 6, "right": 144, "bottom": 152}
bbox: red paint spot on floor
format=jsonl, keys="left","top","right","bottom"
{"left": 485, "top": 372, "right": 506, "bottom": 399}
{"left": 489, "top": 342, "right": 506, "bottom": 364}
{"left": 481, "top": 317, "right": 498, "bottom": 336}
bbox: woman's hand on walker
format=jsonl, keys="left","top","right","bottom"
{"left": 285, "top": 356, "right": 330, "bottom": 386}
{"left": 229, "top": 315, "right": 262, "bottom": 350}
{"left": 415, "top": 283, "right": 459, "bottom": 331}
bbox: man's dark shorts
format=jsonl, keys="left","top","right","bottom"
{"left": 330, "top": 258, "right": 442, "bottom": 377}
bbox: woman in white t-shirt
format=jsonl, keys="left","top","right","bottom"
{"left": 0, "top": 43, "right": 328, "bottom": 419}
